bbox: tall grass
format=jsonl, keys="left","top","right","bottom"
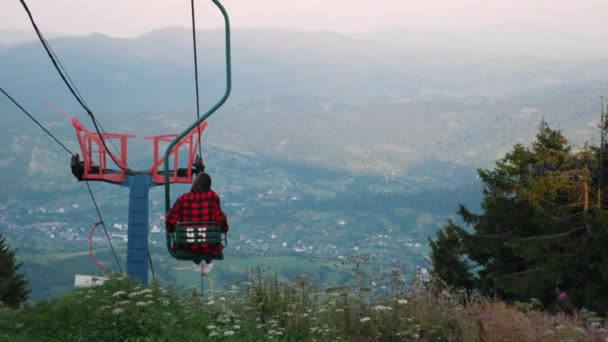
{"left": 0, "top": 269, "right": 606, "bottom": 341}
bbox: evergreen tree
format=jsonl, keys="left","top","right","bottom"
{"left": 430, "top": 121, "right": 608, "bottom": 311}
{"left": 0, "top": 234, "right": 29, "bottom": 308}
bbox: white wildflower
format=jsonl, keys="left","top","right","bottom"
{"left": 224, "top": 330, "right": 235, "bottom": 336}
{"left": 233, "top": 325, "right": 241, "bottom": 330}
{"left": 335, "top": 308, "right": 344, "bottom": 313}
{"left": 219, "top": 297, "right": 226, "bottom": 301}
{"left": 140, "top": 289, "right": 153, "bottom": 295}
{"left": 116, "top": 300, "right": 130, "bottom": 305}
{"left": 209, "top": 332, "right": 219, "bottom": 337}
{"left": 318, "top": 308, "right": 327, "bottom": 313}
{"left": 206, "top": 300, "right": 215, "bottom": 305}
{"left": 207, "top": 325, "right": 217, "bottom": 330}
{"left": 145, "top": 300, "right": 154, "bottom": 305}
{"left": 360, "top": 317, "right": 371, "bottom": 323}
{"left": 256, "top": 324, "right": 265, "bottom": 329}
{"left": 112, "top": 291, "right": 126, "bottom": 297}
{"left": 543, "top": 330, "right": 555, "bottom": 337}
{"left": 112, "top": 308, "right": 124, "bottom": 315}
{"left": 373, "top": 305, "right": 393, "bottom": 311}
{"left": 397, "top": 299, "right": 408, "bottom": 305}
{"left": 136, "top": 301, "right": 148, "bottom": 307}
{"left": 145, "top": 294, "right": 153, "bottom": 299}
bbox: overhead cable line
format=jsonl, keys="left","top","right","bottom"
{"left": 147, "top": 250, "right": 156, "bottom": 281}
{"left": 1, "top": 87, "right": 75, "bottom": 156}
{"left": 1, "top": 86, "right": 123, "bottom": 273}
{"left": 18, "top": 0, "right": 130, "bottom": 172}
{"left": 85, "top": 181, "right": 123, "bottom": 273}
{"left": 191, "top": 0, "right": 203, "bottom": 157}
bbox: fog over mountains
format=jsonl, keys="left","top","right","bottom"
{"left": 1, "top": 27, "right": 607, "bottom": 174}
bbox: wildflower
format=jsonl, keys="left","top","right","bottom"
{"left": 219, "top": 297, "right": 226, "bottom": 301}
{"left": 272, "top": 330, "right": 283, "bottom": 336}
{"left": 555, "top": 325, "right": 566, "bottom": 331}
{"left": 233, "top": 325, "right": 241, "bottom": 330}
{"left": 256, "top": 324, "right": 265, "bottom": 329}
{"left": 161, "top": 299, "right": 170, "bottom": 306}
{"left": 207, "top": 325, "right": 217, "bottom": 330}
{"left": 209, "top": 332, "right": 219, "bottom": 337}
{"left": 140, "top": 289, "right": 153, "bottom": 295}
{"left": 373, "top": 305, "right": 393, "bottom": 311}
{"left": 224, "top": 330, "right": 235, "bottom": 336}
{"left": 206, "top": 300, "right": 215, "bottom": 305}
{"left": 112, "top": 291, "right": 126, "bottom": 297}
{"left": 285, "top": 311, "right": 293, "bottom": 316}
{"left": 360, "top": 317, "right": 371, "bottom": 323}
{"left": 112, "top": 308, "right": 124, "bottom": 315}
{"left": 543, "top": 330, "right": 555, "bottom": 337}
{"left": 145, "top": 300, "right": 154, "bottom": 305}
{"left": 116, "top": 300, "right": 130, "bottom": 305}
{"left": 413, "top": 333, "right": 420, "bottom": 339}
{"left": 136, "top": 301, "right": 148, "bottom": 307}
{"left": 335, "top": 308, "right": 344, "bottom": 313}
{"left": 318, "top": 308, "right": 327, "bottom": 313}
{"left": 145, "top": 294, "right": 153, "bottom": 299}
{"left": 574, "top": 327, "right": 586, "bottom": 335}
{"left": 397, "top": 299, "right": 408, "bottom": 305}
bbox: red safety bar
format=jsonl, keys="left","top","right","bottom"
{"left": 71, "top": 118, "right": 134, "bottom": 183}
{"left": 89, "top": 221, "right": 112, "bottom": 275}
{"left": 145, "top": 121, "right": 208, "bottom": 184}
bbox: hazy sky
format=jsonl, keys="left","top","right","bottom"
{"left": 3, "top": 0, "right": 608, "bottom": 37}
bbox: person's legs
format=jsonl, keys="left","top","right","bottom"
{"left": 201, "top": 261, "right": 213, "bottom": 274}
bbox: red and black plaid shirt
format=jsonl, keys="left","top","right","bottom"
{"left": 165, "top": 190, "right": 229, "bottom": 255}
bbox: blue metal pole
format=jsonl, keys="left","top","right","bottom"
{"left": 124, "top": 174, "right": 154, "bottom": 284}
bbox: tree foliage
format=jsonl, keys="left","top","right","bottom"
{"left": 430, "top": 120, "right": 608, "bottom": 312}
{"left": 0, "top": 233, "right": 29, "bottom": 308}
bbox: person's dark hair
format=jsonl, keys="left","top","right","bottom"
{"left": 191, "top": 172, "right": 212, "bottom": 193}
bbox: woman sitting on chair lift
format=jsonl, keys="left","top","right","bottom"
{"left": 165, "top": 172, "right": 229, "bottom": 274}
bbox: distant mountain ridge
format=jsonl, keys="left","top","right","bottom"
{"left": 1, "top": 27, "right": 607, "bottom": 174}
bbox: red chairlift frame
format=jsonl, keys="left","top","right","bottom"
{"left": 70, "top": 117, "right": 207, "bottom": 185}
{"left": 146, "top": 121, "right": 208, "bottom": 184}
{"left": 71, "top": 117, "right": 133, "bottom": 183}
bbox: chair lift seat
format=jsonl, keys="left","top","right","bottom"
{"left": 167, "top": 221, "right": 227, "bottom": 263}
